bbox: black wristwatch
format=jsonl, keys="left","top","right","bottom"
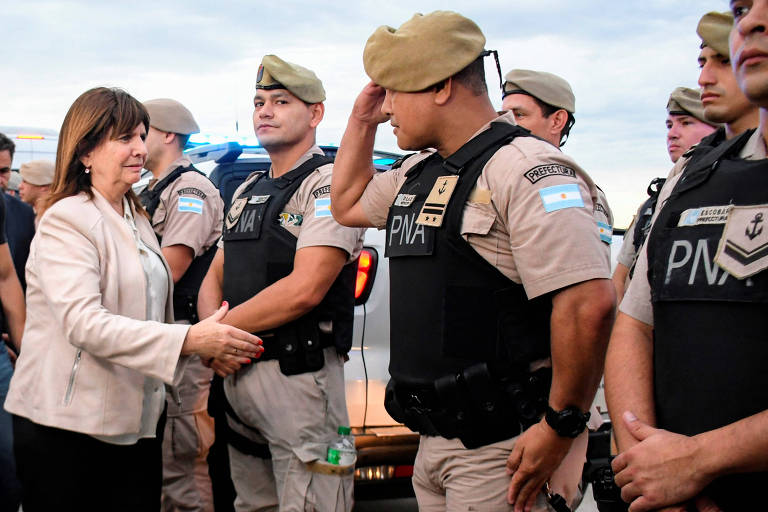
{"left": 545, "top": 405, "right": 590, "bottom": 438}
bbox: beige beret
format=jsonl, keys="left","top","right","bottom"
{"left": 19, "top": 160, "right": 54, "bottom": 186}
{"left": 143, "top": 98, "right": 200, "bottom": 135}
{"left": 697, "top": 11, "right": 733, "bottom": 57}
{"left": 363, "top": 11, "right": 486, "bottom": 92}
{"left": 7, "top": 171, "right": 21, "bottom": 191}
{"left": 667, "top": 87, "right": 717, "bottom": 126}
{"left": 256, "top": 55, "right": 325, "bottom": 103}
{"left": 503, "top": 69, "right": 575, "bottom": 113}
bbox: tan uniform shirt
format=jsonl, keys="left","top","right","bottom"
{"left": 621, "top": 129, "right": 768, "bottom": 325}
{"left": 616, "top": 217, "right": 637, "bottom": 268}
{"left": 225, "top": 146, "right": 364, "bottom": 262}
{"left": 148, "top": 156, "right": 223, "bottom": 256}
{"left": 360, "top": 112, "right": 610, "bottom": 299}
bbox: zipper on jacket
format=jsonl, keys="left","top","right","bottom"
{"left": 171, "top": 386, "right": 182, "bottom": 407}
{"left": 63, "top": 349, "right": 82, "bottom": 405}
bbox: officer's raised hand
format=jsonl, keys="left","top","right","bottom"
{"left": 350, "top": 81, "right": 390, "bottom": 127}
{"left": 506, "top": 419, "right": 573, "bottom": 512}
{"left": 182, "top": 301, "right": 263, "bottom": 377}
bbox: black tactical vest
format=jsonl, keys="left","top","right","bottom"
{"left": 632, "top": 129, "right": 729, "bottom": 258}
{"left": 138, "top": 165, "right": 217, "bottom": 322}
{"left": 385, "top": 122, "right": 552, "bottom": 387}
{"left": 221, "top": 155, "right": 355, "bottom": 373}
{"left": 646, "top": 129, "right": 768, "bottom": 508}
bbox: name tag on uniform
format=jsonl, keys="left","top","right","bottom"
{"left": 416, "top": 175, "right": 459, "bottom": 227}
{"left": 394, "top": 194, "right": 416, "bottom": 207}
{"left": 249, "top": 195, "right": 270, "bottom": 204}
{"left": 678, "top": 205, "right": 732, "bottom": 227}
{"left": 225, "top": 198, "right": 248, "bottom": 230}
{"left": 715, "top": 204, "right": 768, "bottom": 279}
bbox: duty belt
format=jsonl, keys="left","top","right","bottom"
{"left": 385, "top": 365, "right": 551, "bottom": 449}
{"left": 248, "top": 326, "right": 335, "bottom": 376}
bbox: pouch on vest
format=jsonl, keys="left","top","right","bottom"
{"left": 276, "top": 315, "right": 325, "bottom": 376}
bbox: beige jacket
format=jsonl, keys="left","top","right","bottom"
{"left": 4, "top": 189, "right": 190, "bottom": 436}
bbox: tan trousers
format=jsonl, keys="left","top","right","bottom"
{"left": 224, "top": 347, "right": 353, "bottom": 512}
{"left": 162, "top": 357, "right": 215, "bottom": 512}
{"left": 412, "top": 430, "right": 587, "bottom": 512}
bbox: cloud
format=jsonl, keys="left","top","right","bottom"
{"left": 1, "top": 0, "right": 732, "bottom": 226}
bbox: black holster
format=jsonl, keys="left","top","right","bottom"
{"left": 208, "top": 375, "right": 272, "bottom": 459}
{"left": 386, "top": 365, "right": 551, "bottom": 449}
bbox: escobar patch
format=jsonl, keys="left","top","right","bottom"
{"left": 312, "top": 185, "right": 331, "bottom": 198}
{"left": 678, "top": 205, "right": 732, "bottom": 227}
{"left": 177, "top": 187, "right": 206, "bottom": 199}
{"left": 524, "top": 164, "right": 576, "bottom": 184}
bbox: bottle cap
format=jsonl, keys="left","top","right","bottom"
{"left": 338, "top": 426, "right": 351, "bottom": 435}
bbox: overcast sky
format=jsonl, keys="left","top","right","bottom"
{"left": 3, "top": 0, "right": 732, "bottom": 226}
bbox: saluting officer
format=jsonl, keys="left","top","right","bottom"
{"left": 198, "top": 55, "right": 364, "bottom": 512}
{"left": 605, "top": 3, "right": 768, "bottom": 510}
{"left": 331, "top": 11, "right": 614, "bottom": 512}
{"left": 502, "top": 69, "right": 614, "bottom": 256}
{"left": 139, "top": 98, "right": 223, "bottom": 512}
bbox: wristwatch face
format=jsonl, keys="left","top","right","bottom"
{"left": 559, "top": 409, "right": 585, "bottom": 437}
{"left": 547, "top": 406, "right": 588, "bottom": 437}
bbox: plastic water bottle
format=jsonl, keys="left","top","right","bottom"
{"left": 327, "top": 426, "right": 356, "bottom": 465}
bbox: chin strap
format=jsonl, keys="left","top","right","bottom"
{"left": 480, "top": 49, "right": 504, "bottom": 92}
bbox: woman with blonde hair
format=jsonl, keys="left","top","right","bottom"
{"left": 4, "top": 87, "right": 262, "bottom": 511}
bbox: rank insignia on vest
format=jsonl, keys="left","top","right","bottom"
{"left": 416, "top": 175, "right": 459, "bottom": 227}
{"left": 715, "top": 205, "right": 768, "bottom": 279}
{"left": 226, "top": 197, "right": 248, "bottom": 230}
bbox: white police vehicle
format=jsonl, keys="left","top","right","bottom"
{"left": 0, "top": 126, "right": 59, "bottom": 169}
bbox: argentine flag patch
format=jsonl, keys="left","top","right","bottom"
{"left": 178, "top": 196, "right": 204, "bottom": 215}
{"left": 538, "top": 184, "right": 584, "bottom": 213}
{"left": 598, "top": 222, "right": 613, "bottom": 243}
{"left": 315, "top": 198, "right": 332, "bottom": 218}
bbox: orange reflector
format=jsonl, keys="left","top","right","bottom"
{"left": 16, "top": 134, "right": 45, "bottom": 140}
{"left": 359, "top": 251, "right": 372, "bottom": 270}
{"left": 355, "top": 270, "right": 368, "bottom": 299}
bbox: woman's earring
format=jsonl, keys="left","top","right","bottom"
{"left": 84, "top": 167, "right": 90, "bottom": 174}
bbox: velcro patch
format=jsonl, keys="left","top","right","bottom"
{"left": 177, "top": 187, "right": 206, "bottom": 199}
{"left": 468, "top": 188, "right": 491, "bottom": 204}
{"left": 524, "top": 164, "right": 576, "bottom": 184}
{"left": 539, "top": 184, "right": 584, "bottom": 213}
{"left": 315, "top": 198, "right": 332, "bottom": 217}
{"left": 312, "top": 185, "right": 331, "bottom": 198}
{"left": 178, "top": 196, "right": 203, "bottom": 214}
{"left": 678, "top": 205, "right": 732, "bottom": 227}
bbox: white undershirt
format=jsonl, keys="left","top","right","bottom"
{"left": 93, "top": 198, "right": 169, "bottom": 445}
